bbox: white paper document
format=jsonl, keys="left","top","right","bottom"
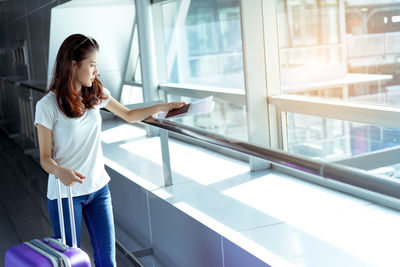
{"left": 157, "top": 96, "right": 215, "bottom": 120}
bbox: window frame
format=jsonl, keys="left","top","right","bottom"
{"left": 123, "top": 0, "right": 400, "bottom": 209}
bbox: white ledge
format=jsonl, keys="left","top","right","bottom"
{"left": 102, "top": 119, "right": 400, "bottom": 266}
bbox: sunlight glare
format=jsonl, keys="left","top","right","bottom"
{"left": 101, "top": 124, "right": 146, "bottom": 144}
{"left": 222, "top": 174, "right": 400, "bottom": 265}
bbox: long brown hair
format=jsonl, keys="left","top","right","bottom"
{"left": 48, "top": 34, "right": 107, "bottom": 118}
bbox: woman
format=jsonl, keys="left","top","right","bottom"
{"left": 34, "top": 34, "right": 184, "bottom": 266}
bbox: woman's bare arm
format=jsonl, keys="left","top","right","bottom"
{"left": 104, "top": 96, "right": 185, "bottom": 123}
{"left": 36, "top": 124, "right": 86, "bottom": 186}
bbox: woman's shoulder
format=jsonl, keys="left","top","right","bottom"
{"left": 36, "top": 91, "right": 57, "bottom": 109}
{"left": 38, "top": 91, "right": 56, "bottom": 102}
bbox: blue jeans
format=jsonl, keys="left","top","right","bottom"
{"left": 47, "top": 184, "right": 116, "bottom": 267}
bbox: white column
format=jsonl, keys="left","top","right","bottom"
{"left": 135, "top": 0, "right": 159, "bottom": 136}
{"left": 240, "top": 0, "right": 282, "bottom": 170}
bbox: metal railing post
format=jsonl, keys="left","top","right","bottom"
{"left": 160, "top": 129, "right": 173, "bottom": 186}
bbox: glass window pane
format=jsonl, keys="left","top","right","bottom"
{"left": 125, "top": 24, "right": 141, "bottom": 82}
{"left": 276, "top": 0, "right": 400, "bottom": 106}
{"left": 156, "top": 0, "right": 247, "bottom": 140}
{"left": 277, "top": 0, "right": 400, "bottom": 170}
{"left": 277, "top": 0, "right": 344, "bottom": 94}
{"left": 120, "top": 85, "right": 143, "bottom": 105}
{"left": 166, "top": 94, "right": 247, "bottom": 141}
{"left": 287, "top": 112, "right": 400, "bottom": 160}
{"left": 159, "top": 0, "right": 244, "bottom": 89}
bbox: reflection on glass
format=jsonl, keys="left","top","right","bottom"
{"left": 287, "top": 112, "right": 400, "bottom": 160}
{"left": 167, "top": 94, "right": 247, "bottom": 141}
{"left": 278, "top": 0, "right": 400, "bottom": 161}
{"left": 160, "top": 0, "right": 244, "bottom": 89}
{"left": 157, "top": 0, "right": 247, "bottom": 140}
{"left": 346, "top": 1, "right": 400, "bottom": 106}
{"left": 277, "top": 0, "right": 400, "bottom": 105}
{"left": 277, "top": 0, "right": 343, "bottom": 92}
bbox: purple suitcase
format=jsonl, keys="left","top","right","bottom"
{"left": 5, "top": 179, "right": 91, "bottom": 267}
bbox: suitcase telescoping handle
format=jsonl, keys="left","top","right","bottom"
{"left": 56, "top": 177, "right": 78, "bottom": 248}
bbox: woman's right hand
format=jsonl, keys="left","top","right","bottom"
{"left": 54, "top": 166, "right": 86, "bottom": 186}
{"left": 158, "top": 102, "right": 186, "bottom": 112}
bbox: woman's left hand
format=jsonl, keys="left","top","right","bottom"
{"left": 159, "top": 102, "right": 186, "bottom": 112}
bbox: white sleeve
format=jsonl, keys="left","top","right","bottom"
{"left": 34, "top": 98, "right": 55, "bottom": 130}
{"left": 99, "top": 87, "right": 111, "bottom": 108}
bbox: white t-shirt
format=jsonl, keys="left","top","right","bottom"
{"left": 34, "top": 88, "right": 111, "bottom": 200}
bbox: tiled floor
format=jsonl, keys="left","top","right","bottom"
{"left": 0, "top": 130, "right": 94, "bottom": 266}
{"left": 0, "top": 130, "right": 49, "bottom": 266}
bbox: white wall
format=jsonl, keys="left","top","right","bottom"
{"left": 47, "top": 0, "right": 135, "bottom": 99}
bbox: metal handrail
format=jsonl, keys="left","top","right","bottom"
{"left": 143, "top": 116, "right": 400, "bottom": 201}
{"left": 20, "top": 81, "right": 47, "bottom": 93}
{"left": 3, "top": 78, "right": 47, "bottom": 93}
{"left": 4, "top": 80, "right": 400, "bottom": 200}
{"left": 115, "top": 239, "right": 144, "bottom": 267}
